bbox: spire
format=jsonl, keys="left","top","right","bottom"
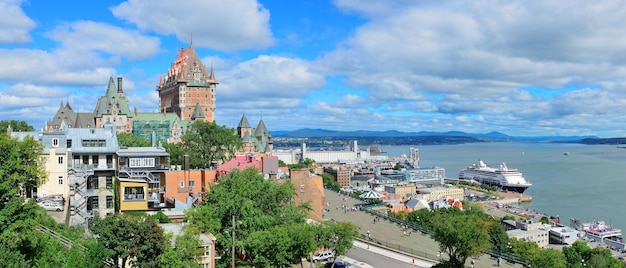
{"left": 238, "top": 113, "right": 251, "bottom": 128}
{"left": 65, "top": 101, "right": 73, "bottom": 111}
{"left": 190, "top": 102, "right": 205, "bottom": 120}
{"left": 209, "top": 63, "right": 217, "bottom": 83}
{"left": 106, "top": 76, "right": 116, "bottom": 96}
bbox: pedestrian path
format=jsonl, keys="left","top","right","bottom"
{"left": 324, "top": 189, "right": 523, "bottom": 268}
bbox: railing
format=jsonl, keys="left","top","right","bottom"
{"left": 124, "top": 194, "right": 145, "bottom": 201}
{"left": 37, "top": 224, "right": 86, "bottom": 250}
{"left": 37, "top": 224, "right": 115, "bottom": 266}
{"left": 177, "top": 186, "right": 193, "bottom": 193}
{"left": 327, "top": 186, "right": 529, "bottom": 266}
{"left": 69, "top": 163, "right": 114, "bottom": 171}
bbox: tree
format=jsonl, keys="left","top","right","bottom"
{"left": 187, "top": 168, "right": 320, "bottom": 268}
{"left": 0, "top": 133, "right": 47, "bottom": 262}
{"left": 162, "top": 142, "right": 186, "bottom": 167}
{"left": 182, "top": 121, "right": 241, "bottom": 169}
{"left": 321, "top": 173, "right": 341, "bottom": 189}
{"left": 117, "top": 133, "right": 151, "bottom": 147}
{"left": 429, "top": 208, "right": 491, "bottom": 267}
{"left": 527, "top": 248, "right": 567, "bottom": 268}
{"left": 90, "top": 213, "right": 166, "bottom": 268}
{"left": 0, "top": 120, "right": 33, "bottom": 132}
{"left": 158, "top": 226, "right": 202, "bottom": 268}
{"left": 317, "top": 221, "right": 359, "bottom": 263}
{"left": 489, "top": 222, "right": 509, "bottom": 255}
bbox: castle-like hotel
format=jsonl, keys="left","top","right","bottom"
{"left": 44, "top": 43, "right": 271, "bottom": 155}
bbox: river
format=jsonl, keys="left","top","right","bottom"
{"left": 379, "top": 142, "right": 626, "bottom": 229}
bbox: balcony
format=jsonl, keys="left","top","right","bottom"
{"left": 123, "top": 194, "right": 145, "bottom": 201}
{"left": 69, "top": 163, "right": 114, "bottom": 171}
{"left": 177, "top": 186, "right": 193, "bottom": 194}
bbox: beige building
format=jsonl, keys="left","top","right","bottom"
{"left": 384, "top": 185, "right": 416, "bottom": 196}
{"left": 416, "top": 186, "right": 464, "bottom": 202}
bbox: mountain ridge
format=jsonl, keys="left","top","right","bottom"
{"left": 271, "top": 128, "right": 595, "bottom": 142}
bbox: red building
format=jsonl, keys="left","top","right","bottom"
{"left": 157, "top": 43, "right": 218, "bottom": 122}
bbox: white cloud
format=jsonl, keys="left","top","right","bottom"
{"left": 49, "top": 21, "right": 162, "bottom": 61}
{"left": 111, "top": 0, "right": 274, "bottom": 51}
{"left": 218, "top": 55, "right": 326, "bottom": 102}
{"left": 0, "top": 0, "right": 35, "bottom": 44}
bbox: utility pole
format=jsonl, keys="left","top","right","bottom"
{"left": 232, "top": 214, "right": 235, "bottom": 268}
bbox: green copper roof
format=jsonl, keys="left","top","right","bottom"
{"left": 238, "top": 113, "right": 251, "bottom": 128}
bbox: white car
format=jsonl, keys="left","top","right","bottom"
{"left": 312, "top": 251, "right": 334, "bottom": 262}
{"left": 38, "top": 201, "right": 64, "bottom": 211}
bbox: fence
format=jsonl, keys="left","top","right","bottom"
{"left": 327, "top": 186, "right": 529, "bottom": 266}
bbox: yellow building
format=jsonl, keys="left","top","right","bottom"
{"left": 417, "top": 186, "right": 464, "bottom": 202}
{"left": 117, "top": 146, "right": 170, "bottom": 212}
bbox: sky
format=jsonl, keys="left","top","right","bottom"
{"left": 3, "top": 0, "right": 626, "bottom": 137}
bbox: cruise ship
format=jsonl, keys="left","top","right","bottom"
{"left": 458, "top": 160, "right": 532, "bottom": 193}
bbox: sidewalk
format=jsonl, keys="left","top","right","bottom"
{"left": 323, "top": 189, "right": 523, "bottom": 268}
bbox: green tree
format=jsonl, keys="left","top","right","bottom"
{"left": 318, "top": 221, "right": 359, "bottom": 263}
{"left": 162, "top": 142, "right": 186, "bottom": 167}
{"left": 430, "top": 208, "right": 491, "bottom": 267}
{"left": 90, "top": 213, "right": 166, "bottom": 268}
{"left": 489, "top": 221, "right": 509, "bottom": 255}
{"left": 321, "top": 173, "right": 341, "bottom": 189}
{"left": 527, "top": 248, "right": 567, "bottom": 268}
{"left": 0, "top": 134, "right": 46, "bottom": 262}
{"left": 158, "top": 226, "right": 202, "bottom": 268}
{"left": 117, "top": 133, "right": 151, "bottom": 147}
{"left": 0, "top": 120, "right": 34, "bottom": 132}
{"left": 182, "top": 121, "right": 241, "bottom": 169}
{"left": 187, "top": 168, "right": 314, "bottom": 268}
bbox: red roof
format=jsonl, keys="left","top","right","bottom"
{"left": 216, "top": 155, "right": 262, "bottom": 178}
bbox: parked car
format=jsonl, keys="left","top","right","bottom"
{"left": 325, "top": 260, "right": 352, "bottom": 268}
{"left": 38, "top": 200, "right": 64, "bottom": 211}
{"left": 311, "top": 250, "right": 334, "bottom": 262}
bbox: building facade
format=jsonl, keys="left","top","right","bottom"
{"left": 157, "top": 43, "right": 218, "bottom": 122}
{"left": 117, "top": 146, "right": 171, "bottom": 212}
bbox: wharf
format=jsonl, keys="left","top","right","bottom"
{"left": 323, "top": 189, "right": 524, "bottom": 268}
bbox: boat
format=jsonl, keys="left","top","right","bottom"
{"left": 564, "top": 152, "right": 570, "bottom": 156}
{"left": 458, "top": 159, "right": 532, "bottom": 193}
{"left": 369, "top": 143, "right": 387, "bottom": 155}
{"left": 582, "top": 221, "right": 624, "bottom": 245}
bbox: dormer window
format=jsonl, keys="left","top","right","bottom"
{"left": 52, "top": 138, "right": 59, "bottom": 147}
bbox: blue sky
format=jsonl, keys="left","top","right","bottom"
{"left": 3, "top": 0, "right": 626, "bottom": 137}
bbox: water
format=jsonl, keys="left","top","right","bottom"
{"left": 380, "top": 143, "right": 626, "bottom": 228}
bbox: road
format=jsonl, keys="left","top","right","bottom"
{"left": 343, "top": 240, "right": 434, "bottom": 268}
{"left": 324, "top": 188, "right": 524, "bottom": 268}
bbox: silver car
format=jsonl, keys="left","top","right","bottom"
{"left": 38, "top": 200, "right": 64, "bottom": 211}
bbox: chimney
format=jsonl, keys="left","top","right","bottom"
{"left": 184, "top": 154, "right": 190, "bottom": 171}
{"left": 117, "top": 77, "right": 123, "bottom": 94}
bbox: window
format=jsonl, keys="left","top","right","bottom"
{"left": 58, "top": 156, "right": 63, "bottom": 164}
{"left": 189, "top": 181, "right": 195, "bottom": 187}
{"left": 93, "top": 156, "right": 99, "bottom": 165}
{"left": 89, "top": 196, "right": 99, "bottom": 210}
{"left": 106, "top": 196, "right": 113, "bottom": 209}
{"left": 52, "top": 138, "right": 59, "bottom": 147}
{"left": 82, "top": 155, "right": 89, "bottom": 165}
{"left": 58, "top": 176, "right": 63, "bottom": 184}
{"left": 179, "top": 181, "right": 185, "bottom": 188}
{"left": 67, "top": 139, "right": 72, "bottom": 148}
{"left": 203, "top": 245, "right": 211, "bottom": 257}
{"left": 106, "top": 177, "right": 113, "bottom": 189}
{"left": 90, "top": 177, "right": 99, "bottom": 189}
{"left": 123, "top": 187, "right": 145, "bottom": 201}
